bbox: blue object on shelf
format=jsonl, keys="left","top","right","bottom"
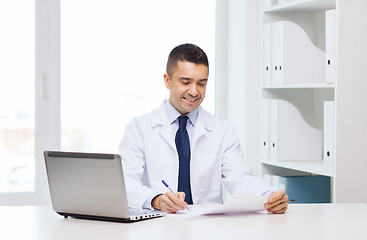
{"left": 280, "top": 175, "right": 331, "bottom": 204}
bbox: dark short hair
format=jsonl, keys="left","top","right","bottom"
{"left": 166, "top": 43, "right": 209, "bottom": 77}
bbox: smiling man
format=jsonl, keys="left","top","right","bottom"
{"left": 119, "top": 43, "right": 288, "bottom": 214}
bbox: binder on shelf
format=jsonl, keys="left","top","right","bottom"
{"left": 269, "top": 99, "right": 278, "bottom": 161}
{"left": 263, "top": 0, "right": 272, "bottom": 8}
{"left": 278, "top": 176, "right": 331, "bottom": 203}
{"left": 271, "top": 21, "right": 284, "bottom": 84}
{"left": 263, "top": 0, "right": 277, "bottom": 8}
{"left": 323, "top": 101, "right": 335, "bottom": 173}
{"left": 263, "top": 23, "right": 272, "bottom": 85}
{"left": 260, "top": 99, "right": 271, "bottom": 160}
{"left": 271, "top": 175, "right": 286, "bottom": 191}
{"left": 269, "top": 21, "right": 325, "bottom": 84}
{"left": 325, "top": 9, "right": 336, "bottom": 83}
{"left": 269, "top": 99, "right": 323, "bottom": 161}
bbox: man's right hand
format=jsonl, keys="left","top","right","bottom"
{"left": 151, "top": 191, "right": 188, "bottom": 213}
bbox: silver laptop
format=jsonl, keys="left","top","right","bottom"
{"left": 44, "top": 151, "right": 165, "bottom": 222}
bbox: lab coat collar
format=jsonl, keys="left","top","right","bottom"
{"left": 195, "top": 106, "right": 214, "bottom": 132}
{"left": 151, "top": 101, "right": 213, "bottom": 130}
{"left": 151, "top": 101, "right": 214, "bottom": 150}
{"left": 165, "top": 99, "right": 199, "bottom": 127}
{"left": 150, "top": 101, "right": 170, "bottom": 128}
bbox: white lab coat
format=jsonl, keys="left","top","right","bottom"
{"left": 119, "top": 102, "right": 273, "bottom": 208}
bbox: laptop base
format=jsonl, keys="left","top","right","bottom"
{"left": 57, "top": 212, "right": 163, "bottom": 223}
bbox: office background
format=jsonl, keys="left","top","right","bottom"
{"left": 0, "top": 0, "right": 217, "bottom": 205}
{"left": 1, "top": 0, "right": 367, "bottom": 206}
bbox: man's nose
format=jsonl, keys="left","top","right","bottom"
{"left": 187, "top": 83, "right": 198, "bottom": 96}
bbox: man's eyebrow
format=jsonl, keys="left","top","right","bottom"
{"left": 178, "top": 77, "right": 208, "bottom": 82}
{"left": 178, "top": 77, "right": 193, "bottom": 81}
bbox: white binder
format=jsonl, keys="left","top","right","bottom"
{"left": 263, "top": 0, "right": 272, "bottom": 8}
{"left": 269, "top": 99, "right": 323, "bottom": 161}
{"left": 326, "top": 9, "right": 337, "bottom": 83}
{"left": 271, "top": 22, "right": 284, "bottom": 84}
{"left": 263, "top": 23, "right": 272, "bottom": 84}
{"left": 260, "top": 99, "right": 270, "bottom": 160}
{"left": 263, "top": 0, "right": 277, "bottom": 8}
{"left": 270, "top": 21, "right": 325, "bottom": 84}
{"left": 269, "top": 99, "right": 278, "bottom": 161}
{"left": 323, "top": 101, "right": 335, "bottom": 173}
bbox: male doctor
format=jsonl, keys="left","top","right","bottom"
{"left": 119, "top": 43, "right": 288, "bottom": 214}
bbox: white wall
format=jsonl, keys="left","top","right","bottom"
{"left": 216, "top": 0, "right": 261, "bottom": 175}
{"left": 245, "top": 1, "right": 262, "bottom": 175}
{"left": 334, "top": 0, "right": 367, "bottom": 203}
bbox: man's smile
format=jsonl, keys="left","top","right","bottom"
{"left": 183, "top": 96, "right": 200, "bottom": 102}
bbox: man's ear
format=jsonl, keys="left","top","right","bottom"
{"left": 164, "top": 73, "right": 170, "bottom": 89}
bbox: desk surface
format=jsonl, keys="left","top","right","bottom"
{"left": 1, "top": 204, "right": 367, "bottom": 240}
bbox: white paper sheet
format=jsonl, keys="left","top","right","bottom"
{"left": 203, "top": 194, "right": 268, "bottom": 215}
{"left": 166, "top": 195, "right": 268, "bottom": 220}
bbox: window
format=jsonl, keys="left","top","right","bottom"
{"left": 0, "top": 0, "right": 215, "bottom": 205}
{"left": 61, "top": 0, "right": 216, "bottom": 153}
{"left": 0, "top": 0, "right": 35, "bottom": 193}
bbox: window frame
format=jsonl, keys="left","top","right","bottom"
{"left": 0, "top": 0, "right": 60, "bottom": 205}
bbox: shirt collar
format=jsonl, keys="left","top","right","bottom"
{"left": 165, "top": 99, "right": 198, "bottom": 127}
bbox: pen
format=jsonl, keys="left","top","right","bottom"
{"left": 161, "top": 180, "right": 190, "bottom": 211}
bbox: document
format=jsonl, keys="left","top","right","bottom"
{"left": 167, "top": 195, "right": 268, "bottom": 220}
{"left": 203, "top": 194, "right": 268, "bottom": 215}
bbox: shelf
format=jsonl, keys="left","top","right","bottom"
{"left": 262, "top": 83, "right": 335, "bottom": 89}
{"left": 263, "top": 0, "right": 335, "bottom": 13}
{"left": 261, "top": 159, "right": 333, "bottom": 177}
{"left": 258, "top": 0, "right": 367, "bottom": 204}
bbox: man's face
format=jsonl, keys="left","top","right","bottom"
{"left": 164, "top": 60, "right": 208, "bottom": 115}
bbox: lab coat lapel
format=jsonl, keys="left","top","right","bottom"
{"left": 159, "top": 124, "right": 176, "bottom": 151}
{"left": 191, "top": 107, "right": 213, "bottom": 150}
{"left": 190, "top": 107, "right": 213, "bottom": 203}
{"left": 151, "top": 102, "right": 177, "bottom": 151}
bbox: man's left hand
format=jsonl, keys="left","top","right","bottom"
{"left": 264, "top": 190, "right": 288, "bottom": 214}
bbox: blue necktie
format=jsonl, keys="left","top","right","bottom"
{"left": 175, "top": 115, "right": 193, "bottom": 204}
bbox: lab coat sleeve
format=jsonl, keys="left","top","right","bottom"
{"left": 119, "top": 118, "right": 161, "bottom": 208}
{"left": 221, "top": 123, "right": 275, "bottom": 196}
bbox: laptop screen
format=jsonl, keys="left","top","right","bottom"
{"left": 44, "top": 151, "right": 130, "bottom": 219}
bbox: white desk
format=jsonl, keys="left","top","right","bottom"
{"left": 1, "top": 204, "right": 367, "bottom": 240}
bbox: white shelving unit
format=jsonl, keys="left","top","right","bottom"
{"left": 259, "top": 0, "right": 367, "bottom": 203}
{"left": 261, "top": 159, "right": 332, "bottom": 177}
{"left": 262, "top": 83, "right": 335, "bottom": 89}
{"left": 263, "top": 0, "right": 335, "bottom": 12}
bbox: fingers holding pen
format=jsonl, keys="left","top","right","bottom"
{"left": 159, "top": 196, "right": 180, "bottom": 213}
{"left": 164, "top": 191, "right": 188, "bottom": 210}
{"left": 152, "top": 191, "right": 187, "bottom": 213}
{"left": 176, "top": 191, "right": 186, "bottom": 201}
